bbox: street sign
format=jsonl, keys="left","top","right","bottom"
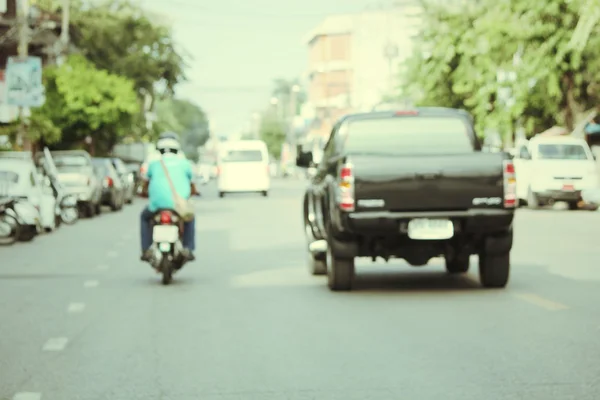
{"left": 5, "top": 56, "right": 45, "bottom": 107}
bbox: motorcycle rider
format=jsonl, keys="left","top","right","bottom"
{"left": 140, "top": 132, "right": 197, "bottom": 262}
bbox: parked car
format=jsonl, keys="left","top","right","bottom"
{"left": 51, "top": 150, "right": 102, "bottom": 218}
{"left": 0, "top": 154, "right": 54, "bottom": 237}
{"left": 297, "top": 107, "right": 516, "bottom": 291}
{"left": 513, "top": 135, "right": 599, "bottom": 210}
{"left": 92, "top": 158, "right": 126, "bottom": 211}
{"left": 110, "top": 157, "right": 135, "bottom": 204}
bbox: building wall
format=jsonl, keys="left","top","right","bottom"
{"left": 304, "top": 7, "right": 422, "bottom": 140}
{"left": 307, "top": 31, "right": 353, "bottom": 138}
{"left": 350, "top": 9, "right": 421, "bottom": 112}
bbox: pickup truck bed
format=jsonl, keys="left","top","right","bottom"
{"left": 298, "top": 107, "right": 516, "bottom": 291}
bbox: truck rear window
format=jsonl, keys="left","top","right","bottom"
{"left": 222, "top": 150, "right": 264, "bottom": 163}
{"left": 344, "top": 116, "right": 473, "bottom": 155}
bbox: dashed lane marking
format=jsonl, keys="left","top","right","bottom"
{"left": 513, "top": 293, "right": 569, "bottom": 311}
{"left": 231, "top": 267, "right": 322, "bottom": 288}
{"left": 83, "top": 280, "right": 99, "bottom": 288}
{"left": 13, "top": 392, "right": 42, "bottom": 400}
{"left": 67, "top": 303, "right": 86, "bottom": 313}
{"left": 42, "top": 337, "right": 68, "bottom": 352}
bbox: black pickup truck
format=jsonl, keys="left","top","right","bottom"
{"left": 297, "top": 107, "right": 516, "bottom": 291}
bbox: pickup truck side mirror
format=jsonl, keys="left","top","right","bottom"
{"left": 296, "top": 151, "right": 313, "bottom": 168}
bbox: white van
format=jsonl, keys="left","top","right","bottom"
{"left": 514, "top": 135, "right": 600, "bottom": 209}
{"left": 217, "top": 140, "right": 270, "bottom": 197}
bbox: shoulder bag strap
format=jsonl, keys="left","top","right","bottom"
{"left": 159, "top": 158, "right": 180, "bottom": 200}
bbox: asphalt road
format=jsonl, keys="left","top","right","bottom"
{"left": 2, "top": 179, "right": 600, "bottom": 400}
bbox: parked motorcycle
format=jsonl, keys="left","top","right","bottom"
{"left": 0, "top": 197, "right": 20, "bottom": 245}
{"left": 59, "top": 194, "right": 79, "bottom": 225}
{"left": 149, "top": 209, "right": 187, "bottom": 285}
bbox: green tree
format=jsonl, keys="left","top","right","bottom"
{"left": 37, "top": 54, "right": 139, "bottom": 153}
{"left": 272, "top": 78, "right": 306, "bottom": 117}
{"left": 71, "top": 0, "right": 186, "bottom": 112}
{"left": 259, "top": 114, "right": 286, "bottom": 159}
{"left": 151, "top": 98, "right": 210, "bottom": 161}
{"left": 399, "top": 0, "right": 600, "bottom": 139}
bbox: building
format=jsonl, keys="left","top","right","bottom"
{"left": 303, "top": 4, "right": 422, "bottom": 140}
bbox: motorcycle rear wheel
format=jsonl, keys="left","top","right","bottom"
{"left": 160, "top": 257, "right": 173, "bottom": 285}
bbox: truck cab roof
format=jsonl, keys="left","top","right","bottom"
{"left": 339, "top": 107, "right": 473, "bottom": 123}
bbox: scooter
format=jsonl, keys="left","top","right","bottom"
{"left": 0, "top": 197, "right": 40, "bottom": 243}
{"left": 0, "top": 198, "right": 20, "bottom": 245}
{"left": 59, "top": 194, "right": 79, "bottom": 225}
{"left": 149, "top": 209, "right": 188, "bottom": 285}
{"left": 48, "top": 176, "right": 79, "bottom": 226}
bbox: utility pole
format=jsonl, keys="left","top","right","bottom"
{"left": 16, "top": 0, "right": 30, "bottom": 151}
{"left": 288, "top": 85, "right": 299, "bottom": 147}
{"left": 60, "top": 0, "right": 70, "bottom": 52}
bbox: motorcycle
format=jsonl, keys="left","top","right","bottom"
{"left": 59, "top": 194, "right": 79, "bottom": 225}
{"left": 44, "top": 176, "right": 79, "bottom": 226}
{"left": 0, "top": 197, "right": 20, "bottom": 245}
{"left": 150, "top": 209, "right": 187, "bottom": 285}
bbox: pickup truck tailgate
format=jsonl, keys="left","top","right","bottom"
{"left": 352, "top": 153, "right": 505, "bottom": 212}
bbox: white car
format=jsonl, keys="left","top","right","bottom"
{"left": 217, "top": 140, "right": 270, "bottom": 197}
{"left": 514, "top": 135, "right": 600, "bottom": 209}
{"left": 0, "top": 156, "right": 57, "bottom": 238}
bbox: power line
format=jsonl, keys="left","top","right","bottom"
{"left": 165, "top": 1, "right": 332, "bottom": 19}
{"left": 178, "top": 84, "right": 272, "bottom": 93}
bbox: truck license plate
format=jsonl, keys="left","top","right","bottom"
{"left": 562, "top": 184, "right": 575, "bottom": 191}
{"left": 407, "top": 219, "right": 454, "bottom": 240}
{"left": 153, "top": 225, "right": 179, "bottom": 243}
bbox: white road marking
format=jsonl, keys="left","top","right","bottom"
{"left": 513, "top": 293, "right": 569, "bottom": 311}
{"left": 67, "top": 303, "right": 86, "bottom": 313}
{"left": 13, "top": 392, "right": 42, "bottom": 400}
{"left": 231, "top": 267, "right": 322, "bottom": 288}
{"left": 42, "top": 337, "right": 68, "bottom": 351}
{"left": 107, "top": 251, "right": 118, "bottom": 258}
{"left": 97, "top": 264, "right": 109, "bottom": 270}
{"left": 83, "top": 280, "right": 99, "bottom": 288}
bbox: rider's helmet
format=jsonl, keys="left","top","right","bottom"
{"left": 156, "top": 131, "right": 181, "bottom": 155}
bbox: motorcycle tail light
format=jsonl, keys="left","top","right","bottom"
{"left": 160, "top": 211, "right": 172, "bottom": 224}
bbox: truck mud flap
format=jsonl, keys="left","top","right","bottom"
{"left": 483, "top": 229, "right": 513, "bottom": 255}
{"left": 329, "top": 235, "right": 359, "bottom": 259}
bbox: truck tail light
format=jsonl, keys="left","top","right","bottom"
{"left": 337, "top": 162, "right": 355, "bottom": 212}
{"left": 503, "top": 160, "right": 516, "bottom": 208}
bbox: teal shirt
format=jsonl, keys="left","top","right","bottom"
{"left": 147, "top": 154, "right": 193, "bottom": 212}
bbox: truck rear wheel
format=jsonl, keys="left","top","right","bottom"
{"left": 445, "top": 253, "right": 470, "bottom": 274}
{"left": 326, "top": 246, "right": 354, "bottom": 291}
{"left": 478, "top": 252, "right": 510, "bottom": 288}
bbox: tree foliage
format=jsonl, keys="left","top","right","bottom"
{"left": 400, "top": 0, "right": 600, "bottom": 140}
{"left": 272, "top": 78, "right": 306, "bottom": 117}
{"left": 37, "top": 54, "right": 139, "bottom": 153}
{"left": 259, "top": 113, "right": 286, "bottom": 159}
{"left": 152, "top": 98, "right": 210, "bottom": 161}
{"left": 71, "top": 0, "right": 186, "bottom": 101}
